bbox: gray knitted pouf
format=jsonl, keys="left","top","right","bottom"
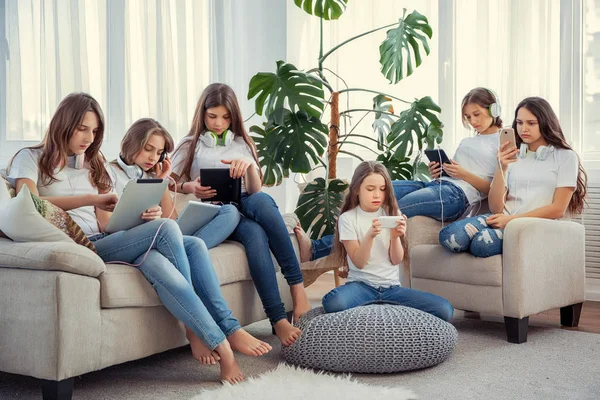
{"left": 282, "top": 305, "right": 457, "bottom": 373}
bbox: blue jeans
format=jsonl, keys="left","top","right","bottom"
{"left": 322, "top": 281, "right": 454, "bottom": 321}
{"left": 309, "top": 179, "right": 470, "bottom": 260}
{"left": 90, "top": 219, "right": 240, "bottom": 349}
{"left": 438, "top": 213, "right": 503, "bottom": 258}
{"left": 192, "top": 204, "right": 240, "bottom": 249}
{"left": 230, "top": 192, "right": 303, "bottom": 325}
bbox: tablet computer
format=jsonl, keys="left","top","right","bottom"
{"left": 176, "top": 201, "right": 221, "bottom": 235}
{"left": 424, "top": 149, "right": 451, "bottom": 178}
{"left": 200, "top": 168, "right": 241, "bottom": 204}
{"left": 105, "top": 179, "right": 168, "bottom": 233}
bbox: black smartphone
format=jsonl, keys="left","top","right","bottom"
{"left": 424, "top": 149, "right": 451, "bottom": 177}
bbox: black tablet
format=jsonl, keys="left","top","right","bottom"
{"left": 200, "top": 168, "right": 241, "bottom": 204}
{"left": 424, "top": 149, "right": 451, "bottom": 177}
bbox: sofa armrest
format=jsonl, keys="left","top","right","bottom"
{"left": 406, "top": 216, "right": 443, "bottom": 249}
{"left": 0, "top": 238, "right": 105, "bottom": 277}
{"left": 502, "top": 218, "right": 585, "bottom": 318}
{"left": 0, "top": 268, "right": 102, "bottom": 380}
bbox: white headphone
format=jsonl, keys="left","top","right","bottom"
{"left": 117, "top": 154, "right": 144, "bottom": 179}
{"left": 518, "top": 143, "right": 554, "bottom": 161}
{"left": 67, "top": 154, "right": 85, "bottom": 170}
{"left": 199, "top": 130, "right": 234, "bottom": 148}
{"left": 484, "top": 88, "right": 502, "bottom": 119}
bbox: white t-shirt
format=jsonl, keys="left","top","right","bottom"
{"left": 171, "top": 134, "right": 258, "bottom": 193}
{"left": 338, "top": 207, "right": 401, "bottom": 288}
{"left": 503, "top": 147, "right": 578, "bottom": 215}
{"left": 7, "top": 148, "right": 102, "bottom": 236}
{"left": 108, "top": 163, "right": 152, "bottom": 197}
{"left": 441, "top": 132, "right": 500, "bottom": 204}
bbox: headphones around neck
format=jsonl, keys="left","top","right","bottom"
{"left": 199, "top": 130, "right": 234, "bottom": 148}
{"left": 67, "top": 154, "right": 85, "bottom": 170}
{"left": 518, "top": 143, "right": 554, "bottom": 161}
{"left": 484, "top": 88, "right": 502, "bottom": 119}
{"left": 117, "top": 154, "right": 144, "bottom": 179}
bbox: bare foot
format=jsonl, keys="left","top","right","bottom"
{"left": 227, "top": 329, "right": 272, "bottom": 356}
{"left": 215, "top": 340, "right": 244, "bottom": 385}
{"left": 186, "top": 327, "right": 220, "bottom": 365}
{"left": 273, "top": 319, "right": 301, "bottom": 347}
{"left": 290, "top": 283, "right": 312, "bottom": 322}
{"left": 294, "top": 223, "right": 312, "bottom": 263}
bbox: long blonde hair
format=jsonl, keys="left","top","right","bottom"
{"left": 8, "top": 92, "right": 111, "bottom": 193}
{"left": 172, "top": 83, "right": 261, "bottom": 181}
{"left": 332, "top": 161, "right": 399, "bottom": 266}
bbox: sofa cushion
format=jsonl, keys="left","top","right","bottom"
{"left": 0, "top": 238, "right": 105, "bottom": 277}
{"left": 100, "top": 240, "right": 265, "bottom": 308}
{"left": 410, "top": 244, "right": 502, "bottom": 287}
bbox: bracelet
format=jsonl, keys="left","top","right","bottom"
{"left": 180, "top": 181, "right": 186, "bottom": 194}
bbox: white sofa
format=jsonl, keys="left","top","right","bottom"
{"left": 0, "top": 233, "right": 297, "bottom": 400}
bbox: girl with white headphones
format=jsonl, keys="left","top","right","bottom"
{"left": 296, "top": 87, "right": 503, "bottom": 265}
{"left": 170, "top": 83, "right": 312, "bottom": 347}
{"left": 439, "top": 97, "right": 588, "bottom": 258}
{"left": 8, "top": 95, "right": 270, "bottom": 384}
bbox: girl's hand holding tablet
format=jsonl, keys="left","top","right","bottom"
{"left": 93, "top": 193, "right": 119, "bottom": 212}
{"left": 184, "top": 177, "right": 217, "bottom": 199}
{"left": 221, "top": 158, "right": 251, "bottom": 179}
{"left": 441, "top": 160, "right": 468, "bottom": 180}
{"left": 428, "top": 161, "right": 442, "bottom": 179}
{"left": 142, "top": 205, "right": 163, "bottom": 221}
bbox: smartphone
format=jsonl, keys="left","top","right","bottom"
{"left": 499, "top": 128, "right": 518, "bottom": 159}
{"left": 424, "top": 149, "right": 451, "bottom": 177}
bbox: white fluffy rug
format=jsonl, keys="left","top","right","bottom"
{"left": 192, "top": 363, "right": 416, "bottom": 400}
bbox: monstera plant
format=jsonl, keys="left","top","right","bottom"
{"left": 248, "top": 0, "right": 443, "bottom": 240}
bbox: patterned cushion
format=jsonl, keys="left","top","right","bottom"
{"left": 282, "top": 305, "right": 457, "bottom": 373}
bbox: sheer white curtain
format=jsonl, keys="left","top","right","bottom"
{"left": 286, "top": 0, "right": 439, "bottom": 179}
{"left": 1, "top": 0, "right": 210, "bottom": 164}
{"left": 452, "top": 0, "right": 560, "bottom": 153}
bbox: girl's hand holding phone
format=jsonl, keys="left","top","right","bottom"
{"left": 390, "top": 215, "right": 407, "bottom": 238}
{"left": 428, "top": 161, "right": 442, "bottom": 179}
{"left": 221, "top": 158, "right": 251, "bottom": 179}
{"left": 142, "top": 206, "right": 162, "bottom": 221}
{"left": 368, "top": 218, "right": 383, "bottom": 238}
{"left": 153, "top": 155, "right": 172, "bottom": 180}
{"left": 498, "top": 141, "right": 519, "bottom": 171}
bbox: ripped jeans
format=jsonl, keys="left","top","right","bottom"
{"left": 438, "top": 213, "right": 504, "bottom": 258}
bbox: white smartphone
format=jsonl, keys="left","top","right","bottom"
{"left": 378, "top": 215, "right": 404, "bottom": 229}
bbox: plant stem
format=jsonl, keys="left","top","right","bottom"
{"left": 340, "top": 108, "right": 400, "bottom": 118}
{"left": 319, "top": 22, "right": 397, "bottom": 64}
{"left": 340, "top": 134, "right": 392, "bottom": 150}
{"left": 319, "top": 16, "right": 324, "bottom": 73}
{"left": 338, "top": 88, "right": 412, "bottom": 105}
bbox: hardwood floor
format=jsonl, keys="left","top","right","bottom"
{"left": 305, "top": 272, "right": 600, "bottom": 334}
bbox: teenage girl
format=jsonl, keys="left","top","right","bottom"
{"left": 296, "top": 87, "right": 503, "bottom": 263}
{"left": 170, "top": 83, "right": 312, "bottom": 346}
{"left": 439, "top": 97, "right": 587, "bottom": 257}
{"left": 7, "top": 93, "right": 270, "bottom": 384}
{"left": 321, "top": 160, "right": 453, "bottom": 321}
{"left": 110, "top": 118, "right": 240, "bottom": 248}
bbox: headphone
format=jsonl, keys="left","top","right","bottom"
{"left": 199, "top": 130, "right": 234, "bottom": 148}
{"left": 117, "top": 154, "right": 144, "bottom": 179}
{"left": 67, "top": 154, "right": 85, "bottom": 170}
{"left": 518, "top": 143, "right": 554, "bottom": 161}
{"left": 484, "top": 88, "right": 502, "bottom": 119}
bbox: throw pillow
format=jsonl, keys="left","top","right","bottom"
{"left": 0, "top": 185, "right": 97, "bottom": 252}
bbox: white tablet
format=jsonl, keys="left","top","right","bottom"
{"left": 176, "top": 201, "right": 221, "bottom": 235}
{"left": 105, "top": 179, "right": 168, "bottom": 234}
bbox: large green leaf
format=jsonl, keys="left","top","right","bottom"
{"left": 265, "top": 109, "right": 328, "bottom": 173}
{"left": 386, "top": 96, "right": 442, "bottom": 160}
{"left": 293, "top": 0, "right": 348, "bottom": 20}
{"left": 412, "top": 158, "right": 431, "bottom": 182}
{"left": 425, "top": 123, "right": 444, "bottom": 149}
{"left": 377, "top": 151, "right": 413, "bottom": 180}
{"left": 249, "top": 124, "right": 289, "bottom": 187}
{"left": 379, "top": 9, "right": 433, "bottom": 84}
{"left": 295, "top": 178, "right": 348, "bottom": 240}
{"left": 372, "top": 94, "right": 395, "bottom": 150}
{"left": 248, "top": 61, "right": 325, "bottom": 119}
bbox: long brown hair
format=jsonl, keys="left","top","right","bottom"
{"left": 332, "top": 161, "right": 400, "bottom": 266}
{"left": 511, "top": 97, "right": 587, "bottom": 215}
{"left": 117, "top": 118, "right": 174, "bottom": 165}
{"left": 461, "top": 87, "right": 503, "bottom": 129}
{"left": 172, "top": 83, "right": 261, "bottom": 182}
{"left": 8, "top": 92, "right": 111, "bottom": 193}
